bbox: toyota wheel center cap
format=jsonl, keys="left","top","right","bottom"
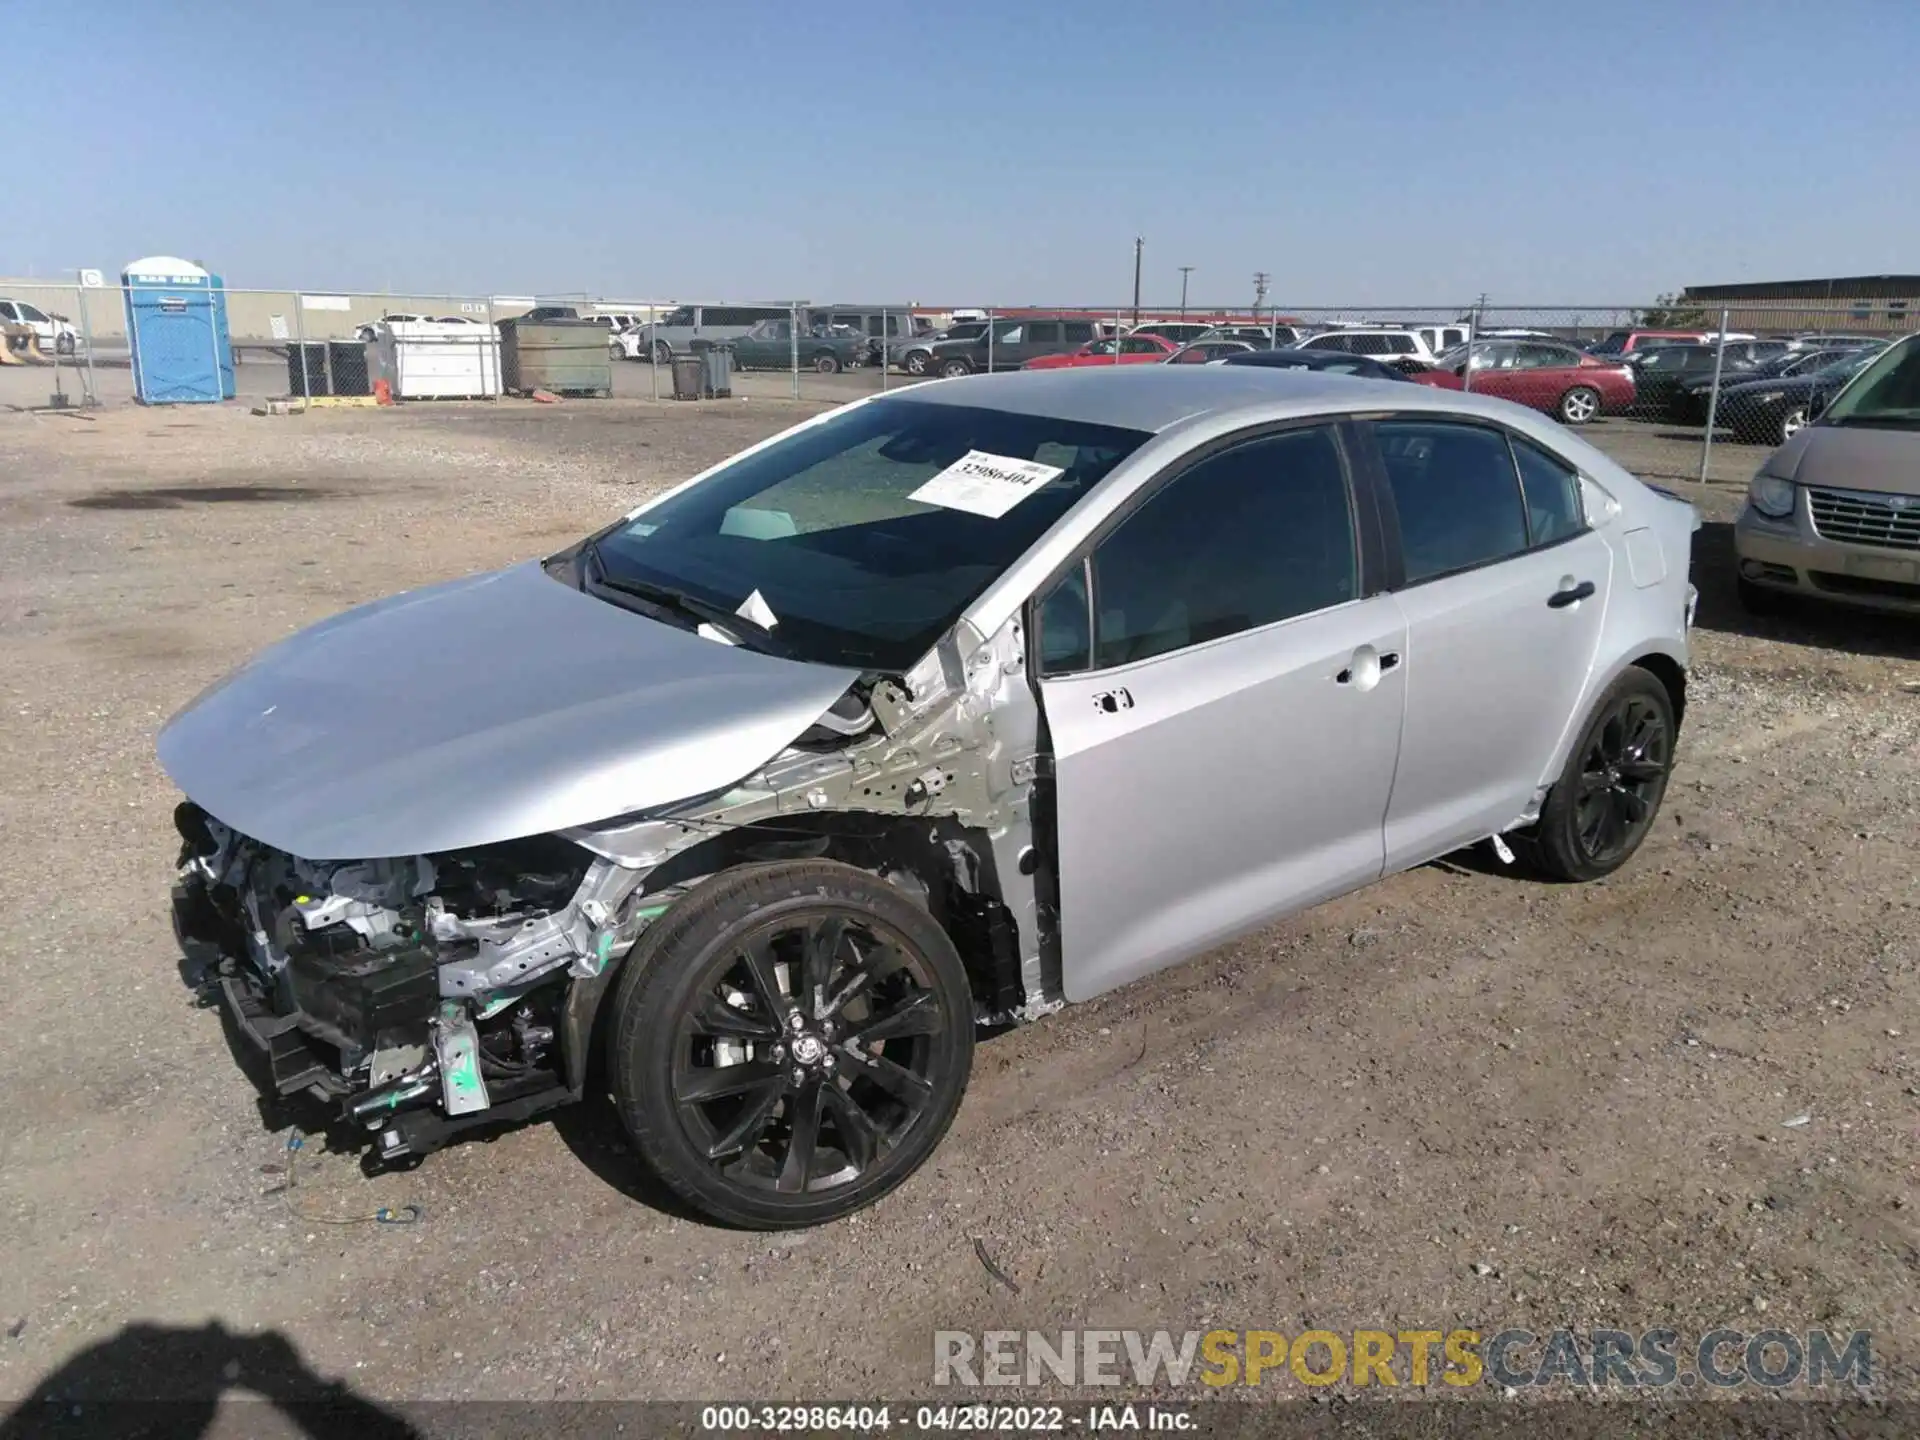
{"left": 791, "top": 1034, "right": 827, "bottom": 1066}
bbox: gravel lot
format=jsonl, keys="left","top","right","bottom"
{"left": 1, "top": 385, "right": 1916, "bottom": 1423}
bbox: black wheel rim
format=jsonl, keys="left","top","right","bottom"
{"left": 669, "top": 910, "right": 952, "bottom": 1200}
{"left": 1572, "top": 693, "right": 1670, "bottom": 866}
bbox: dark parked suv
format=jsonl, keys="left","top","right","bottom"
{"left": 923, "top": 316, "right": 1101, "bottom": 377}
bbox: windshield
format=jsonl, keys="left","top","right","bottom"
{"left": 1818, "top": 342, "right": 1912, "bottom": 425}
{"left": 586, "top": 399, "right": 1151, "bottom": 670}
{"left": 1590, "top": 332, "right": 1630, "bottom": 354}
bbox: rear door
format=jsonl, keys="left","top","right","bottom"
{"left": 1035, "top": 423, "right": 1407, "bottom": 1000}
{"left": 1020, "top": 320, "right": 1066, "bottom": 364}
{"left": 1359, "top": 418, "right": 1611, "bottom": 870}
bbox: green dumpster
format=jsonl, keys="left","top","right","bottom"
{"left": 498, "top": 318, "right": 612, "bottom": 397}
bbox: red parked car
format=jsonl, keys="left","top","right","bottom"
{"left": 1022, "top": 333, "right": 1177, "bottom": 369}
{"left": 1422, "top": 340, "right": 1636, "bottom": 426}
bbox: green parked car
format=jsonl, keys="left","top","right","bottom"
{"left": 727, "top": 319, "right": 866, "bottom": 373}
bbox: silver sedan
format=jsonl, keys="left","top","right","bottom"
{"left": 160, "top": 367, "right": 1700, "bottom": 1228}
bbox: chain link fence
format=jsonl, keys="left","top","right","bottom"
{"left": 4, "top": 276, "right": 1909, "bottom": 489}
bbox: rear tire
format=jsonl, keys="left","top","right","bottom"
{"left": 812, "top": 353, "right": 841, "bottom": 374}
{"left": 652, "top": 341, "right": 673, "bottom": 367}
{"left": 609, "top": 861, "right": 975, "bottom": 1229}
{"left": 904, "top": 352, "right": 930, "bottom": 377}
{"left": 1778, "top": 405, "right": 1810, "bottom": 447}
{"left": 55, "top": 334, "right": 75, "bottom": 356}
{"left": 1513, "top": 668, "right": 1675, "bottom": 883}
{"left": 938, "top": 358, "right": 972, "bottom": 379}
{"left": 1557, "top": 386, "right": 1600, "bottom": 425}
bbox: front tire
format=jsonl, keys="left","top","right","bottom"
{"left": 1515, "top": 668, "right": 1675, "bottom": 883}
{"left": 609, "top": 861, "right": 975, "bottom": 1229}
{"left": 1557, "top": 386, "right": 1600, "bottom": 425}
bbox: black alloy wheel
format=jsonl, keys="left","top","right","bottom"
{"left": 1570, "top": 690, "right": 1671, "bottom": 868}
{"left": 611, "top": 861, "right": 974, "bottom": 1228}
{"left": 1515, "top": 668, "right": 1676, "bottom": 882}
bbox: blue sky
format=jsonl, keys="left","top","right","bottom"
{"left": 5, "top": 0, "right": 1914, "bottom": 307}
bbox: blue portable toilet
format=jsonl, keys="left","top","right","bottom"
{"left": 121, "top": 255, "right": 235, "bottom": 404}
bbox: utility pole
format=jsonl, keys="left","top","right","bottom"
{"left": 1253, "top": 271, "right": 1270, "bottom": 323}
{"left": 1178, "top": 266, "right": 1194, "bottom": 319}
{"left": 1131, "top": 238, "right": 1145, "bottom": 326}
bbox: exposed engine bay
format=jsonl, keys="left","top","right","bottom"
{"left": 170, "top": 611, "right": 1054, "bottom": 1164}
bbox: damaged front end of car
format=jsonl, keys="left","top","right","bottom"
{"left": 170, "top": 809, "right": 659, "bottom": 1162}
{"left": 169, "top": 607, "right": 1056, "bottom": 1166}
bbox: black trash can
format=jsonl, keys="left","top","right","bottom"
{"left": 691, "top": 338, "right": 734, "bottom": 398}
{"left": 671, "top": 353, "right": 705, "bottom": 401}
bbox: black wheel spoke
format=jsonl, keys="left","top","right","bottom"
{"left": 824, "top": 940, "right": 908, "bottom": 1017}
{"left": 777, "top": 1082, "right": 823, "bottom": 1193}
{"left": 702, "top": 1076, "right": 788, "bottom": 1160}
{"left": 739, "top": 936, "right": 794, "bottom": 1024}
{"left": 1577, "top": 769, "right": 1611, "bottom": 798}
{"left": 691, "top": 992, "right": 781, "bottom": 1042}
{"left": 821, "top": 1082, "right": 882, "bottom": 1172}
{"left": 1617, "top": 758, "right": 1665, "bottom": 784}
{"left": 1613, "top": 785, "right": 1650, "bottom": 824}
{"left": 841, "top": 1044, "right": 934, "bottom": 1102}
{"left": 847, "top": 990, "right": 942, "bottom": 1046}
{"left": 675, "top": 1060, "right": 782, "bottom": 1105}
{"left": 801, "top": 916, "right": 847, "bottom": 1014}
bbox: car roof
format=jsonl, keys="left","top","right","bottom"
{"left": 885, "top": 363, "right": 1537, "bottom": 433}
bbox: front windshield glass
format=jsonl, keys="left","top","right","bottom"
{"left": 1820, "top": 338, "right": 1920, "bottom": 428}
{"left": 587, "top": 399, "right": 1151, "bottom": 671}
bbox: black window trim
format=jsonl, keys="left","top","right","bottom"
{"left": 1349, "top": 414, "right": 1592, "bottom": 593}
{"left": 1028, "top": 416, "right": 1387, "bottom": 678}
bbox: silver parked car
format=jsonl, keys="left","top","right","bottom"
{"left": 160, "top": 368, "right": 1699, "bottom": 1229}
{"left": 1733, "top": 332, "right": 1920, "bottom": 616}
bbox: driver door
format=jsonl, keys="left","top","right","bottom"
{"left": 1033, "top": 424, "right": 1408, "bottom": 1002}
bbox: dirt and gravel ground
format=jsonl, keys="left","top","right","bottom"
{"left": 0, "top": 386, "right": 1916, "bottom": 1426}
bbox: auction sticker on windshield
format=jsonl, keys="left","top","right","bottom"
{"left": 909, "top": 450, "right": 1065, "bottom": 519}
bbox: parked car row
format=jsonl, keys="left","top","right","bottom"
{"left": 610, "top": 305, "right": 934, "bottom": 369}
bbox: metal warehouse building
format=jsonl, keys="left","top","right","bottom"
{"left": 1681, "top": 275, "right": 1920, "bottom": 335}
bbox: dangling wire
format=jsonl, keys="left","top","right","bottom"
{"left": 279, "top": 1133, "right": 422, "bottom": 1226}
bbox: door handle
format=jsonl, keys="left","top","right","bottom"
{"left": 1547, "top": 580, "right": 1596, "bottom": 608}
{"left": 1335, "top": 646, "right": 1397, "bottom": 689}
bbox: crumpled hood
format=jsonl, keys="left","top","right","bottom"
{"left": 1771, "top": 424, "right": 1920, "bottom": 497}
{"left": 157, "top": 561, "right": 861, "bottom": 860}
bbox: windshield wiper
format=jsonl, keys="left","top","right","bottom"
{"left": 584, "top": 543, "right": 795, "bottom": 658}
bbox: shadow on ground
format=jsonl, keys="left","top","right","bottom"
{"left": 0, "top": 1322, "right": 419, "bottom": 1439}
{"left": 1689, "top": 520, "right": 1920, "bottom": 659}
